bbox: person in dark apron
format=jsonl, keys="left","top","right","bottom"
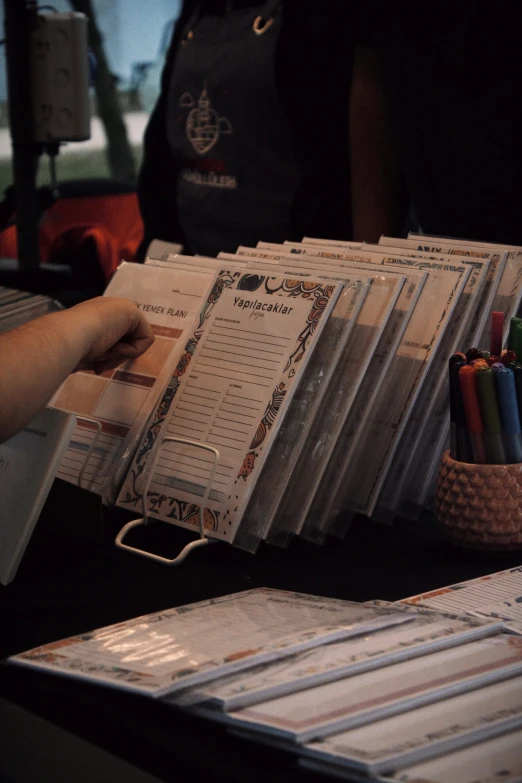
{"left": 137, "top": 0, "right": 362, "bottom": 257}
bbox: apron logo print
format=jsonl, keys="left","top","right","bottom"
{"left": 179, "top": 85, "right": 233, "bottom": 156}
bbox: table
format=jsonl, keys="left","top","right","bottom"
{"left": 1, "top": 479, "right": 520, "bottom": 782}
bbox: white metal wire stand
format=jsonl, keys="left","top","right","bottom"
{"left": 115, "top": 436, "right": 221, "bottom": 566}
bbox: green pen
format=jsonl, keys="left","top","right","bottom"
{"left": 513, "top": 322, "right": 522, "bottom": 363}
{"left": 507, "top": 317, "right": 522, "bottom": 353}
{"left": 475, "top": 365, "right": 506, "bottom": 464}
{"left": 509, "top": 361, "right": 522, "bottom": 424}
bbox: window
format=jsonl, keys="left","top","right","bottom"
{"left": 0, "top": 0, "right": 180, "bottom": 192}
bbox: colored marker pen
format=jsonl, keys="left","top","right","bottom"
{"left": 507, "top": 317, "right": 522, "bottom": 353}
{"left": 452, "top": 359, "right": 472, "bottom": 462}
{"left": 514, "top": 323, "right": 522, "bottom": 364}
{"left": 492, "top": 363, "right": 522, "bottom": 463}
{"left": 448, "top": 354, "right": 466, "bottom": 459}
{"left": 466, "top": 347, "right": 481, "bottom": 364}
{"left": 501, "top": 350, "right": 517, "bottom": 366}
{"left": 475, "top": 365, "right": 506, "bottom": 464}
{"left": 510, "top": 362, "right": 522, "bottom": 429}
{"left": 459, "top": 365, "right": 486, "bottom": 463}
{"left": 490, "top": 311, "right": 504, "bottom": 356}
{"left": 449, "top": 356, "right": 467, "bottom": 459}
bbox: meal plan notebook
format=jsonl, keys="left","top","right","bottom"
{"left": 116, "top": 270, "right": 343, "bottom": 545}
{"left": 8, "top": 588, "right": 414, "bottom": 697}
{"left": 50, "top": 262, "right": 213, "bottom": 501}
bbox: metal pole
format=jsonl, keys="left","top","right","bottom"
{"left": 4, "top": 0, "right": 40, "bottom": 269}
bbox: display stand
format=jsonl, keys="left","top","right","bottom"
{"left": 115, "top": 436, "right": 220, "bottom": 565}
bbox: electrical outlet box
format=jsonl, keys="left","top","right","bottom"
{"left": 31, "top": 12, "right": 91, "bottom": 144}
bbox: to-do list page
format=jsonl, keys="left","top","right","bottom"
{"left": 118, "top": 270, "right": 342, "bottom": 542}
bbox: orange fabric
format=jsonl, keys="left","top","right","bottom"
{"left": 0, "top": 191, "right": 144, "bottom": 281}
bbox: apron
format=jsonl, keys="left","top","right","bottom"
{"left": 166, "top": 0, "right": 302, "bottom": 256}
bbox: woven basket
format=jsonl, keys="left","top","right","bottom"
{"left": 435, "top": 450, "right": 522, "bottom": 551}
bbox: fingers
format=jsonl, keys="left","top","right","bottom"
{"left": 93, "top": 357, "right": 127, "bottom": 375}
{"left": 118, "top": 330, "right": 155, "bottom": 357}
{"left": 75, "top": 297, "right": 155, "bottom": 365}
{"left": 94, "top": 336, "right": 154, "bottom": 363}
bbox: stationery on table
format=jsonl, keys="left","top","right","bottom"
{"left": 226, "top": 248, "right": 411, "bottom": 546}
{"left": 177, "top": 607, "right": 501, "bottom": 711}
{"left": 406, "top": 233, "right": 522, "bottom": 346}
{"left": 116, "top": 269, "right": 343, "bottom": 549}
{"left": 447, "top": 313, "right": 522, "bottom": 465}
{"left": 235, "top": 241, "right": 470, "bottom": 534}
{"left": 49, "top": 262, "right": 215, "bottom": 501}
{"left": 376, "top": 727, "right": 522, "bottom": 783}
{"left": 369, "top": 241, "right": 494, "bottom": 522}
{"left": 299, "top": 675, "right": 522, "bottom": 777}
{"left": 229, "top": 261, "right": 374, "bottom": 551}
{"left": 9, "top": 586, "right": 521, "bottom": 780}
{"left": 201, "top": 634, "right": 522, "bottom": 744}
{"left": 378, "top": 234, "right": 517, "bottom": 518}
{"left": 0, "top": 287, "right": 63, "bottom": 331}
{"left": 147, "top": 252, "right": 248, "bottom": 272}
{"left": 12, "top": 226, "right": 518, "bottom": 559}
{"left": 297, "top": 245, "right": 470, "bottom": 527}
{"left": 253, "top": 250, "right": 426, "bottom": 544}
{"left": 399, "top": 566, "right": 522, "bottom": 636}
{"left": 380, "top": 235, "right": 512, "bottom": 347}
{"left": 8, "top": 588, "right": 417, "bottom": 696}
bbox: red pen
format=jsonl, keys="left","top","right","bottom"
{"left": 490, "top": 311, "right": 505, "bottom": 356}
{"left": 459, "top": 364, "right": 486, "bottom": 463}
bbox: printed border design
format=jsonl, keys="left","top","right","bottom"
{"left": 120, "top": 272, "right": 335, "bottom": 538}
{"left": 121, "top": 271, "right": 239, "bottom": 508}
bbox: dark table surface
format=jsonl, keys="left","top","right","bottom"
{"left": 1, "top": 479, "right": 520, "bottom": 782}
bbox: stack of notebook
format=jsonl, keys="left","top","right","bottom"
{"left": 40, "top": 232, "right": 522, "bottom": 555}
{"left": 0, "top": 286, "right": 63, "bottom": 332}
{"left": 8, "top": 579, "right": 522, "bottom": 782}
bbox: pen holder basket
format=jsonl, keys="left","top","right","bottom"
{"left": 435, "top": 450, "right": 522, "bottom": 551}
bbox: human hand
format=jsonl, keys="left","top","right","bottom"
{"left": 72, "top": 297, "right": 155, "bottom": 374}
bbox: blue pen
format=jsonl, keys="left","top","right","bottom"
{"left": 492, "top": 363, "right": 522, "bottom": 463}
{"left": 511, "top": 362, "right": 522, "bottom": 424}
{"left": 449, "top": 355, "right": 467, "bottom": 459}
{"left": 475, "top": 364, "right": 506, "bottom": 464}
{"left": 450, "top": 358, "right": 472, "bottom": 462}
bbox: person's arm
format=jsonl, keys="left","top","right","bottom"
{"left": 349, "top": 46, "right": 409, "bottom": 242}
{"left": 0, "top": 297, "right": 154, "bottom": 442}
